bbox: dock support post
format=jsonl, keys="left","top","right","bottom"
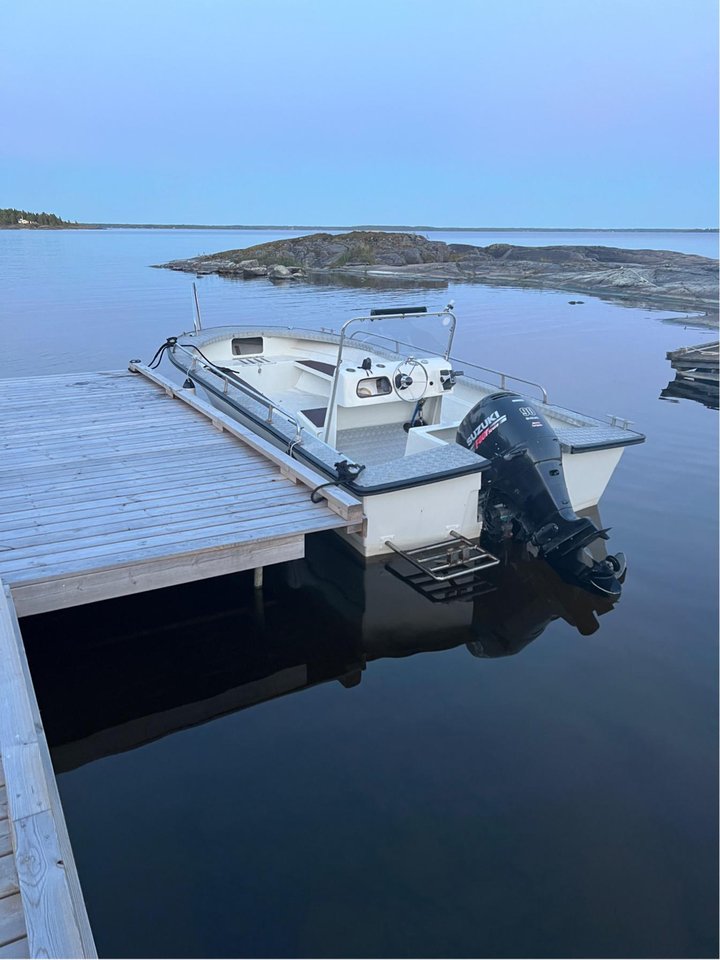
{"left": 253, "top": 567, "right": 264, "bottom": 590}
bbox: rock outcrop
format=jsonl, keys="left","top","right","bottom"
{"left": 155, "top": 230, "right": 719, "bottom": 313}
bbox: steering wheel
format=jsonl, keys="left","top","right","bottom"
{"left": 392, "top": 357, "right": 429, "bottom": 402}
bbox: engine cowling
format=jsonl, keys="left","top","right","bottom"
{"left": 457, "top": 392, "right": 625, "bottom": 597}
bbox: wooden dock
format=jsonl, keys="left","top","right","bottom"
{"left": 0, "top": 367, "right": 361, "bottom": 616}
{"left": 666, "top": 340, "right": 719, "bottom": 382}
{"left": 0, "top": 366, "right": 364, "bottom": 956}
{"left": 0, "top": 584, "right": 95, "bottom": 958}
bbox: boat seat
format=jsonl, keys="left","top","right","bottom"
{"left": 295, "top": 359, "right": 336, "bottom": 379}
{"left": 300, "top": 407, "right": 327, "bottom": 427}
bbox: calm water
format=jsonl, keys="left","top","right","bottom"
{"left": 4, "top": 229, "right": 718, "bottom": 958}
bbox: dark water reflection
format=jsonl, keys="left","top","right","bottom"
{"left": 25, "top": 537, "right": 619, "bottom": 774}
{"left": 25, "top": 531, "right": 708, "bottom": 960}
{"left": 4, "top": 229, "right": 718, "bottom": 958}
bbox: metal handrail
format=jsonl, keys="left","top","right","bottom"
{"left": 323, "top": 307, "right": 456, "bottom": 442}
{"left": 344, "top": 328, "right": 549, "bottom": 404}
{"left": 172, "top": 342, "right": 304, "bottom": 442}
{"left": 174, "top": 316, "right": 548, "bottom": 446}
{"left": 449, "top": 357, "right": 549, "bottom": 404}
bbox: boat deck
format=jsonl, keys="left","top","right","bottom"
{"left": 336, "top": 423, "right": 410, "bottom": 465}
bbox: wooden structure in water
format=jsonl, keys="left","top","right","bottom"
{"left": 0, "top": 366, "right": 363, "bottom": 956}
{"left": 666, "top": 340, "right": 719, "bottom": 381}
{"left": 662, "top": 340, "right": 719, "bottom": 410}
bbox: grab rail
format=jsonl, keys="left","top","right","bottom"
{"left": 344, "top": 328, "right": 549, "bottom": 404}
{"left": 449, "top": 357, "right": 549, "bottom": 405}
{"left": 172, "top": 342, "right": 304, "bottom": 442}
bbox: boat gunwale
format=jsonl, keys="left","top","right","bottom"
{"left": 168, "top": 324, "right": 645, "bottom": 491}
{"left": 173, "top": 324, "right": 645, "bottom": 439}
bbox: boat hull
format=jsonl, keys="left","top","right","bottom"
{"left": 200, "top": 385, "right": 623, "bottom": 558}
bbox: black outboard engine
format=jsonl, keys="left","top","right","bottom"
{"left": 457, "top": 392, "right": 626, "bottom": 597}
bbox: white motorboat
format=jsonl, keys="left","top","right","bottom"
{"left": 158, "top": 302, "right": 644, "bottom": 596}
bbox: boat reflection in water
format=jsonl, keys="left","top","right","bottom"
{"left": 23, "top": 513, "right": 621, "bottom": 775}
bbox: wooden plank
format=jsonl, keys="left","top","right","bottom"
{"left": 0, "top": 433, "right": 231, "bottom": 467}
{"left": 0, "top": 417, "right": 228, "bottom": 449}
{"left": 0, "top": 895, "right": 25, "bottom": 949}
{"left": 0, "top": 854, "right": 19, "bottom": 899}
{"left": 0, "top": 447, "right": 261, "bottom": 484}
{"left": 0, "top": 498, "right": 313, "bottom": 559}
{"left": 0, "top": 473, "right": 275, "bottom": 520}
{"left": 0, "top": 822, "right": 11, "bottom": 859}
{"left": 12, "top": 811, "right": 85, "bottom": 959}
{"left": 0, "top": 400, "right": 170, "bottom": 424}
{"left": 0, "top": 596, "right": 37, "bottom": 749}
{"left": 0, "top": 585, "right": 96, "bottom": 957}
{"left": 0, "top": 507, "right": 342, "bottom": 579}
{"left": 0, "top": 494, "right": 334, "bottom": 564}
{"left": 10, "top": 533, "right": 305, "bottom": 616}
{"left": 0, "top": 481, "right": 300, "bottom": 543}
{"left": 0, "top": 369, "right": 138, "bottom": 387}
{"left": 0, "top": 410, "right": 186, "bottom": 441}
{"left": 0, "top": 411, "right": 219, "bottom": 446}
{"left": 0, "top": 936, "right": 29, "bottom": 958}
{"left": 130, "top": 364, "right": 363, "bottom": 521}
{"left": 0, "top": 746, "right": 50, "bottom": 825}
{"left": 0, "top": 450, "right": 264, "bottom": 494}
{"left": 0, "top": 472, "right": 279, "bottom": 523}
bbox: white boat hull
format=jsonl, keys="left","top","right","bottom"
{"left": 168, "top": 321, "right": 641, "bottom": 561}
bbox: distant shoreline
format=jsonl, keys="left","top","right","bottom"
{"left": 2, "top": 223, "right": 716, "bottom": 233}
{"left": 83, "top": 224, "right": 720, "bottom": 232}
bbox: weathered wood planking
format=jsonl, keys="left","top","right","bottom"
{"left": 0, "top": 936, "right": 30, "bottom": 958}
{"left": 0, "top": 585, "right": 96, "bottom": 958}
{"left": 0, "top": 756, "right": 24, "bottom": 956}
{"left": 0, "top": 370, "right": 361, "bottom": 615}
{"left": 0, "top": 896, "right": 26, "bottom": 953}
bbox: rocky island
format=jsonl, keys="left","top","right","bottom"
{"left": 156, "top": 230, "right": 718, "bottom": 315}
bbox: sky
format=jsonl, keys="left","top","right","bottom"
{"left": 1, "top": 0, "right": 717, "bottom": 227}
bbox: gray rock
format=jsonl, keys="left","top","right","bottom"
{"left": 268, "top": 264, "right": 292, "bottom": 279}
{"left": 155, "top": 230, "right": 719, "bottom": 312}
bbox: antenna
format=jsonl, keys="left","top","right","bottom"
{"left": 192, "top": 282, "right": 203, "bottom": 333}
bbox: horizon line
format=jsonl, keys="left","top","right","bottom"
{"left": 84, "top": 223, "right": 719, "bottom": 232}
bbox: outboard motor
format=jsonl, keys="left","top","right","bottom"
{"left": 457, "top": 392, "right": 626, "bottom": 597}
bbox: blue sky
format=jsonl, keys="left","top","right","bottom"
{"left": 2, "top": 0, "right": 717, "bottom": 227}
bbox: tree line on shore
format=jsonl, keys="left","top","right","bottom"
{"left": 0, "top": 208, "right": 72, "bottom": 226}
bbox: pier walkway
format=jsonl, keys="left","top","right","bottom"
{"left": 0, "top": 367, "right": 361, "bottom": 616}
{"left": 0, "top": 367, "right": 363, "bottom": 956}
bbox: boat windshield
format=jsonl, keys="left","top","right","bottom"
{"left": 341, "top": 306, "right": 456, "bottom": 362}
